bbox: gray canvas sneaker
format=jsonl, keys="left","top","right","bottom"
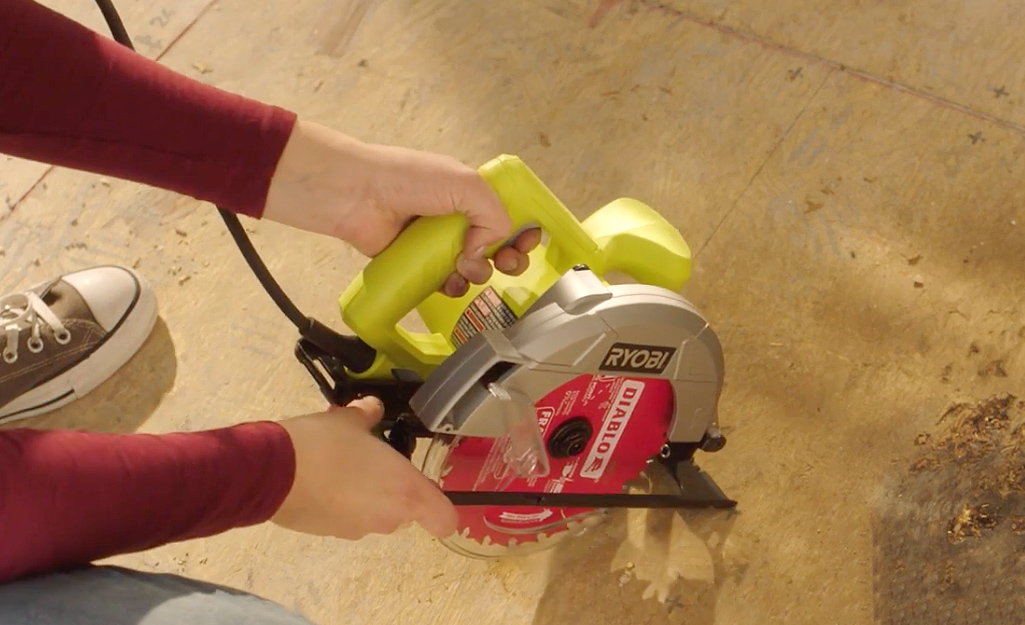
{"left": 0, "top": 265, "right": 158, "bottom": 423}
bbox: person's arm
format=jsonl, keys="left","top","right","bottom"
{"left": 0, "top": 0, "right": 537, "bottom": 295}
{"left": 0, "top": 399, "right": 458, "bottom": 584}
{"left": 0, "top": 422, "right": 296, "bottom": 582}
{"left": 0, "top": 0, "right": 296, "bottom": 216}
{"left": 0, "top": 2, "right": 514, "bottom": 578}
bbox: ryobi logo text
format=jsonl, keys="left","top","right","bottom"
{"left": 599, "top": 342, "right": 676, "bottom": 374}
{"left": 581, "top": 380, "right": 644, "bottom": 480}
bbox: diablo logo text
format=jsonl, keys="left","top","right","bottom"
{"left": 599, "top": 342, "right": 676, "bottom": 374}
{"left": 580, "top": 380, "right": 644, "bottom": 480}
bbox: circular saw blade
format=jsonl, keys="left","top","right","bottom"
{"left": 421, "top": 373, "right": 674, "bottom": 558}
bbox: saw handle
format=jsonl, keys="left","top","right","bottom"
{"left": 579, "top": 197, "right": 692, "bottom": 292}
{"left": 338, "top": 155, "right": 599, "bottom": 378}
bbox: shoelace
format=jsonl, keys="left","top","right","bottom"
{"left": 1, "top": 291, "right": 71, "bottom": 364}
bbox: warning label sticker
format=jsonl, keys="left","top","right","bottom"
{"left": 450, "top": 287, "right": 518, "bottom": 348}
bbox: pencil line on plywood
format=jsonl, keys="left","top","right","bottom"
{"left": 634, "top": 0, "right": 1025, "bottom": 134}
{"left": 6, "top": 168, "right": 54, "bottom": 215}
{"left": 156, "top": 0, "right": 219, "bottom": 61}
{"left": 695, "top": 73, "right": 832, "bottom": 259}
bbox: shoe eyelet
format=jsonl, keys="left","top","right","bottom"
{"left": 3, "top": 350, "right": 16, "bottom": 364}
{"left": 27, "top": 337, "right": 44, "bottom": 353}
{"left": 54, "top": 329, "right": 72, "bottom": 345}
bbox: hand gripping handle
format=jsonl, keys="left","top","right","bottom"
{"left": 338, "top": 155, "right": 599, "bottom": 378}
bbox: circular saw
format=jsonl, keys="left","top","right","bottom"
{"left": 284, "top": 155, "right": 734, "bottom": 558}
{"left": 88, "top": 0, "right": 733, "bottom": 560}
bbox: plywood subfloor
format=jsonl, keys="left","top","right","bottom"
{"left": 2, "top": 1, "right": 1024, "bottom": 624}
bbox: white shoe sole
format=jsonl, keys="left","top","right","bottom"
{"left": 0, "top": 268, "right": 159, "bottom": 424}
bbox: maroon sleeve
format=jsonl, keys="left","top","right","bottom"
{"left": 0, "top": 422, "right": 296, "bottom": 582}
{"left": 0, "top": 0, "right": 298, "bottom": 217}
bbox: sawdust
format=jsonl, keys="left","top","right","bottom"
{"left": 534, "top": 494, "right": 734, "bottom": 625}
{"left": 910, "top": 393, "right": 1016, "bottom": 473}
{"left": 610, "top": 508, "right": 717, "bottom": 600}
{"left": 872, "top": 393, "right": 1025, "bottom": 623}
{"left": 947, "top": 503, "right": 998, "bottom": 543}
{"left": 910, "top": 393, "right": 1025, "bottom": 523}
{"left": 978, "top": 360, "right": 1009, "bottom": 378}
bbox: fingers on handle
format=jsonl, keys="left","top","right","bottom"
{"left": 513, "top": 227, "right": 543, "bottom": 253}
{"left": 455, "top": 253, "right": 494, "bottom": 285}
{"left": 493, "top": 247, "right": 526, "bottom": 276}
{"left": 343, "top": 396, "right": 385, "bottom": 429}
{"left": 459, "top": 176, "right": 513, "bottom": 260}
{"left": 441, "top": 273, "right": 470, "bottom": 298}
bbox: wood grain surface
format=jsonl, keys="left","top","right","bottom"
{"left": 2, "top": 1, "right": 1023, "bottom": 623}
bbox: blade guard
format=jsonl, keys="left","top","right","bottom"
{"left": 337, "top": 155, "right": 693, "bottom": 381}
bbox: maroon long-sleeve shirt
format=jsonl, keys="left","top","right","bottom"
{"left": 0, "top": 0, "right": 301, "bottom": 581}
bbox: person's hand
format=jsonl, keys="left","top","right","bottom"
{"left": 263, "top": 120, "right": 542, "bottom": 297}
{"left": 270, "top": 396, "right": 458, "bottom": 540}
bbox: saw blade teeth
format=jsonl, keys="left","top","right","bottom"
{"left": 427, "top": 374, "right": 674, "bottom": 559}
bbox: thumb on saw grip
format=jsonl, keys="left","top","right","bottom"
{"left": 338, "top": 154, "right": 599, "bottom": 378}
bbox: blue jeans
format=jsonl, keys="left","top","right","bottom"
{"left": 0, "top": 566, "right": 316, "bottom": 624}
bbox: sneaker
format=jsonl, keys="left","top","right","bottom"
{"left": 0, "top": 265, "right": 158, "bottom": 423}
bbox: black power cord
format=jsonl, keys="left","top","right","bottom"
{"left": 216, "top": 210, "right": 307, "bottom": 329}
{"left": 94, "top": 0, "right": 131, "bottom": 44}
{"left": 91, "top": 0, "right": 376, "bottom": 373}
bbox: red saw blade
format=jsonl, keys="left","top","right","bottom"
{"left": 426, "top": 374, "right": 673, "bottom": 556}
